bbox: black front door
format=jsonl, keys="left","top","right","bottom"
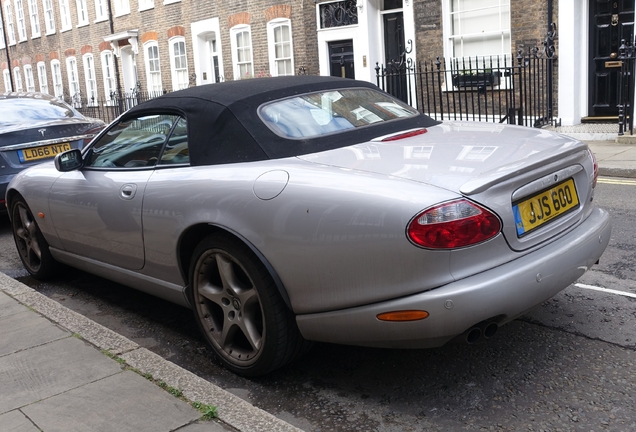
{"left": 383, "top": 11, "right": 408, "bottom": 102}
{"left": 328, "top": 40, "right": 355, "bottom": 79}
{"left": 589, "top": 0, "right": 635, "bottom": 117}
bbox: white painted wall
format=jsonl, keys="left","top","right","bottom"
{"left": 558, "top": 0, "right": 588, "bottom": 126}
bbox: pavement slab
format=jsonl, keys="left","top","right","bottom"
{"left": 0, "top": 336, "right": 121, "bottom": 414}
{"left": 0, "top": 410, "right": 40, "bottom": 432}
{"left": 21, "top": 371, "right": 201, "bottom": 432}
{"left": 0, "top": 308, "right": 68, "bottom": 356}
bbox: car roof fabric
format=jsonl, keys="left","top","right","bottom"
{"left": 124, "top": 76, "right": 440, "bottom": 166}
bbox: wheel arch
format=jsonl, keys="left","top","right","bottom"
{"left": 5, "top": 189, "right": 21, "bottom": 217}
{"left": 177, "top": 223, "right": 293, "bottom": 311}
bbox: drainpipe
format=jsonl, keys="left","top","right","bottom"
{"left": 105, "top": 0, "right": 122, "bottom": 95}
{"left": 547, "top": 0, "right": 553, "bottom": 32}
{"left": 0, "top": 3, "right": 14, "bottom": 90}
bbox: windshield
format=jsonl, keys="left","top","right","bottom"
{"left": 0, "top": 96, "right": 80, "bottom": 123}
{"left": 259, "top": 88, "right": 419, "bottom": 139}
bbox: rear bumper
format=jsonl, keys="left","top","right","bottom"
{"left": 296, "top": 207, "right": 612, "bottom": 348}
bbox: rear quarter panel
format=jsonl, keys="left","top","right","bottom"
{"left": 141, "top": 158, "right": 462, "bottom": 314}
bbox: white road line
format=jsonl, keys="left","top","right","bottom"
{"left": 597, "top": 177, "right": 636, "bottom": 186}
{"left": 574, "top": 283, "right": 636, "bottom": 299}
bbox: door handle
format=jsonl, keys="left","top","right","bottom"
{"left": 120, "top": 184, "right": 137, "bottom": 200}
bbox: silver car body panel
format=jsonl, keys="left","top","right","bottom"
{"left": 296, "top": 207, "right": 611, "bottom": 348}
{"left": 7, "top": 117, "right": 610, "bottom": 346}
{"left": 49, "top": 248, "right": 188, "bottom": 306}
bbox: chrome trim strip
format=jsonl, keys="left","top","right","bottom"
{"left": 511, "top": 165, "right": 583, "bottom": 201}
{"left": 0, "top": 134, "right": 95, "bottom": 151}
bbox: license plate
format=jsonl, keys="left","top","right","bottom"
{"left": 18, "top": 142, "right": 72, "bottom": 163}
{"left": 512, "top": 178, "right": 580, "bottom": 236}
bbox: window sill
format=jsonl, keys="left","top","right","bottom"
{"left": 77, "top": 23, "right": 89, "bottom": 28}
{"left": 139, "top": 5, "right": 155, "bottom": 11}
{"left": 163, "top": 0, "right": 180, "bottom": 4}
{"left": 31, "top": 34, "right": 41, "bottom": 39}
{"left": 60, "top": 27, "right": 72, "bottom": 33}
{"left": 114, "top": 11, "right": 131, "bottom": 17}
{"left": 94, "top": 17, "right": 108, "bottom": 23}
{"left": 45, "top": 30, "right": 56, "bottom": 36}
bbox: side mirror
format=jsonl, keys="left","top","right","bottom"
{"left": 54, "top": 149, "right": 84, "bottom": 172}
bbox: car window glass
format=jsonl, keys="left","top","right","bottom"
{"left": 0, "top": 96, "right": 80, "bottom": 126}
{"left": 86, "top": 114, "right": 178, "bottom": 168}
{"left": 259, "top": 88, "right": 418, "bottom": 139}
{"left": 159, "top": 117, "right": 189, "bottom": 165}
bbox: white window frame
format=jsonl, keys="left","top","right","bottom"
{"left": 23, "top": 64, "right": 35, "bottom": 91}
{"left": 169, "top": 37, "right": 188, "bottom": 90}
{"left": 75, "top": 0, "right": 88, "bottom": 26}
{"left": 0, "top": 13, "right": 5, "bottom": 48}
{"left": 230, "top": 25, "right": 253, "bottom": 80}
{"left": 13, "top": 67, "right": 23, "bottom": 91}
{"left": 58, "top": 0, "right": 71, "bottom": 31}
{"left": 138, "top": 0, "right": 153, "bottom": 11}
{"left": 42, "top": 0, "right": 55, "bottom": 34}
{"left": 4, "top": 3, "right": 16, "bottom": 45}
{"left": 37, "top": 61, "right": 48, "bottom": 93}
{"left": 100, "top": 50, "right": 116, "bottom": 104}
{"left": 27, "top": 0, "right": 40, "bottom": 37}
{"left": 14, "top": 0, "right": 27, "bottom": 42}
{"left": 144, "top": 41, "right": 162, "bottom": 95}
{"left": 3, "top": 69, "right": 12, "bottom": 91}
{"left": 83, "top": 53, "right": 97, "bottom": 105}
{"left": 267, "top": 19, "right": 294, "bottom": 77}
{"left": 66, "top": 56, "right": 81, "bottom": 107}
{"left": 51, "top": 59, "right": 63, "bottom": 97}
{"left": 441, "top": 0, "right": 511, "bottom": 63}
{"left": 94, "top": 0, "right": 106, "bottom": 21}
{"left": 113, "top": 0, "right": 129, "bottom": 16}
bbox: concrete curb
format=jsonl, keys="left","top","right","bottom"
{"left": 599, "top": 167, "right": 636, "bottom": 179}
{"left": 0, "top": 272, "right": 303, "bottom": 432}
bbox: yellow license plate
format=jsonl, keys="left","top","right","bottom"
{"left": 18, "top": 142, "right": 72, "bottom": 163}
{"left": 513, "top": 178, "right": 579, "bottom": 236}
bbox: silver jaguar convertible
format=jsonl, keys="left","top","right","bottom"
{"left": 6, "top": 76, "right": 611, "bottom": 376}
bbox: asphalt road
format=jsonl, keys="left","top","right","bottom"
{"left": 1, "top": 178, "right": 635, "bottom": 431}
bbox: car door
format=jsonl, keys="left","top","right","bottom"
{"left": 48, "top": 114, "right": 182, "bottom": 270}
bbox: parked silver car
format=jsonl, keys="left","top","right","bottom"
{"left": 6, "top": 76, "right": 611, "bottom": 376}
{"left": 0, "top": 92, "right": 104, "bottom": 213}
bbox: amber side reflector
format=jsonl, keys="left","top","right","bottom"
{"left": 377, "top": 310, "right": 429, "bottom": 322}
{"left": 38, "top": 212, "right": 45, "bottom": 219}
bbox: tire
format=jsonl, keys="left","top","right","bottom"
{"left": 188, "top": 233, "right": 309, "bottom": 377}
{"left": 10, "top": 197, "right": 57, "bottom": 279}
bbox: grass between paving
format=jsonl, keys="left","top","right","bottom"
{"left": 101, "top": 349, "right": 218, "bottom": 420}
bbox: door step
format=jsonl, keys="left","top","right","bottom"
{"left": 581, "top": 116, "right": 618, "bottom": 123}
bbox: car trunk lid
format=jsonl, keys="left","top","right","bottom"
{"left": 297, "top": 121, "right": 595, "bottom": 252}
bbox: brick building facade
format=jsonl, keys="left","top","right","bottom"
{"left": 0, "top": 1, "right": 630, "bottom": 127}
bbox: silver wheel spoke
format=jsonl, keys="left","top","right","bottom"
{"left": 197, "top": 281, "right": 223, "bottom": 304}
{"left": 216, "top": 254, "right": 243, "bottom": 295}
{"left": 239, "top": 305, "right": 262, "bottom": 351}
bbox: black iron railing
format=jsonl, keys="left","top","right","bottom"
{"left": 65, "top": 88, "right": 166, "bottom": 124}
{"left": 376, "top": 49, "right": 557, "bottom": 128}
{"left": 618, "top": 38, "right": 635, "bottom": 136}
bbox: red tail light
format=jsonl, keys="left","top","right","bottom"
{"left": 381, "top": 128, "right": 427, "bottom": 141}
{"left": 407, "top": 199, "right": 501, "bottom": 249}
{"left": 588, "top": 149, "right": 598, "bottom": 188}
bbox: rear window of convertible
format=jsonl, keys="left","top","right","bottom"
{"left": 258, "top": 88, "right": 419, "bottom": 139}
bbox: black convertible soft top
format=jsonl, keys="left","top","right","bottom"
{"left": 124, "top": 76, "right": 440, "bottom": 166}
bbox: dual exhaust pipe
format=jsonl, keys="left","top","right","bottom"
{"left": 464, "top": 320, "right": 499, "bottom": 344}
